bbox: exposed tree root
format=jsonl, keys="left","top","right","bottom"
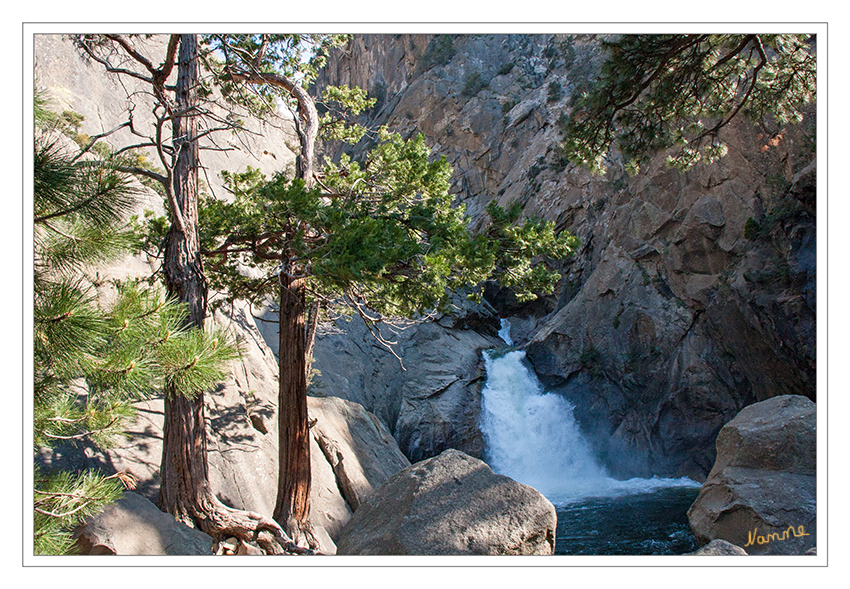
{"left": 161, "top": 494, "right": 314, "bottom": 555}
{"left": 278, "top": 513, "right": 320, "bottom": 552}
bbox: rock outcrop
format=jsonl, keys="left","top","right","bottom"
{"left": 335, "top": 449, "right": 556, "bottom": 555}
{"left": 686, "top": 539, "right": 748, "bottom": 556}
{"left": 74, "top": 491, "right": 215, "bottom": 555}
{"left": 316, "top": 34, "right": 817, "bottom": 479}
{"left": 687, "top": 395, "right": 816, "bottom": 555}
{"left": 308, "top": 395, "right": 411, "bottom": 534}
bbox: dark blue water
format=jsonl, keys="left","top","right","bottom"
{"left": 553, "top": 486, "right": 701, "bottom": 555}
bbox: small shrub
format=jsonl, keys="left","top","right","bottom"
{"left": 462, "top": 71, "right": 487, "bottom": 97}
{"left": 580, "top": 345, "right": 603, "bottom": 378}
{"left": 579, "top": 345, "right": 602, "bottom": 368}
{"left": 624, "top": 347, "right": 641, "bottom": 373}
{"left": 417, "top": 35, "right": 456, "bottom": 73}
{"left": 498, "top": 62, "right": 515, "bottom": 75}
{"left": 547, "top": 80, "right": 562, "bottom": 102}
{"left": 501, "top": 99, "right": 518, "bottom": 114}
{"left": 369, "top": 81, "right": 386, "bottom": 113}
{"left": 744, "top": 217, "right": 761, "bottom": 240}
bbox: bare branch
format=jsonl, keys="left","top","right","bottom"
{"left": 70, "top": 120, "right": 132, "bottom": 162}
{"left": 105, "top": 34, "right": 158, "bottom": 76}
{"left": 344, "top": 288, "right": 406, "bottom": 369}
{"left": 74, "top": 37, "right": 154, "bottom": 85}
{"left": 115, "top": 165, "right": 168, "bottom": 185}
{"left": 226, "top": 68, "right": 319, "bottom": 186}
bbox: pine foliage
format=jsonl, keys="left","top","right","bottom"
{"left": 33, "top": 94, "right": 237, "bottom": 554}
{"left": 195, "top": 123, "right": 578, "bottom": 321}
{"left": 562, "top": 34, "right": 816, "bottom": 175}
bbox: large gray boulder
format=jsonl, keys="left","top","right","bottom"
{"left": 308, "top": 395, "right": 410, "bottom": 540}
{"left": 687, "top": 395, "right": 816, "bottom": 555}
{"left": 74, "top": 491, "right": 214, "bottom": 555}
{"left": 335, "top": 449, "right": 556, "bottom": 555}
{"left": 310, "top": 396, "right": 411, "bottom": 514}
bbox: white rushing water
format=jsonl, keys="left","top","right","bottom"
{"left": 498, "top": 318, "right": 513, "bottom": 346}
{"left": 480, "top": 320, "right": 699, "bottom": 506}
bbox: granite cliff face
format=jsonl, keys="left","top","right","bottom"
{"left": 314, "top": 34, "right": 817, "bottom": 480}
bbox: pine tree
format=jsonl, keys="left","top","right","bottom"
{"left": 195, "top": 103, "right": 579, "bottom": 546}
{"left": 32, "top": 92, "right": 236, "bottom": 554}
{"left": 561, "top": 34, "right": 816, "bottom": 175}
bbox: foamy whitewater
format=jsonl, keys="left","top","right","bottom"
{"left": 479, "top": 320, "right": 700, "bottom": 506}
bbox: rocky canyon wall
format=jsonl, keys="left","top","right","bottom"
{"left": 313, "top": 33, "right": 817, "bottom": 481}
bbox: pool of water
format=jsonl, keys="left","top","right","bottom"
{"left": 553, "top": 486, "right": 701, "bottom": 555}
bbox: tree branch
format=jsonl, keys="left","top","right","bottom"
{"left": 75, "top": 37, "right": 154, "bottom": 86}
{"left": 116, "top": 165, "right": 168, "bottom": 185}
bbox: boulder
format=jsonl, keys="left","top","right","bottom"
{"left": 74, "top": 491, "right": 214, "bottom": 555}
{"left": 309, "top": 396, "right": 411, "bottom": 514}
{"left": 686, "top": 539, "right": 748, "bottom": 556}
{"left": 335, "top": 449, "right": 556, "bottom": 555}
{"left": 687, "top": 395, "right": 816, "bottom": 555}
{"left": 308, "top": 395, "right": 411, "bottom": 542}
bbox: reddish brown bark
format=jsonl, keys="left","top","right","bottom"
{"left": 158, "top": 34, "right": 210, "bottom": 524}
{"left": 273, "top": 267, "right": 317, "bottom": 548}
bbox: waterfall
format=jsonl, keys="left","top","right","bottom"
{"left": 480, "top": 320, "right": 699, "bottom": 505}
{"left": 498, "top": 318, "right": 513, "bottom": 346}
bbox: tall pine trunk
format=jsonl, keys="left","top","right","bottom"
{"left": 155, "top": 37, "right": 293, "bottom": 552}
{"left": 157, "top": 33, "right": 214, "bottom": 527}
{"left": 273, "top": 264, "right": 316, "bottom": 547}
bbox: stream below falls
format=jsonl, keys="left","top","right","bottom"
{"left": 480, "top": 320, "right": 702, "bottom": 555}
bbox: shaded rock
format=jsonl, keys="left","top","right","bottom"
{"left": 74, "top": 491, "right": 214, "bottom": 555}
{"left": 308, "top": 309, "right": 504, "bottom": 463}
{"left": 335, "top": 449, "right": 556, "bottom": 555}
{"left": 686, "top": 539, "right": 748, "bottom": 556}
{"left": 687, "top": 395, "right": 816, "bottom": 555}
